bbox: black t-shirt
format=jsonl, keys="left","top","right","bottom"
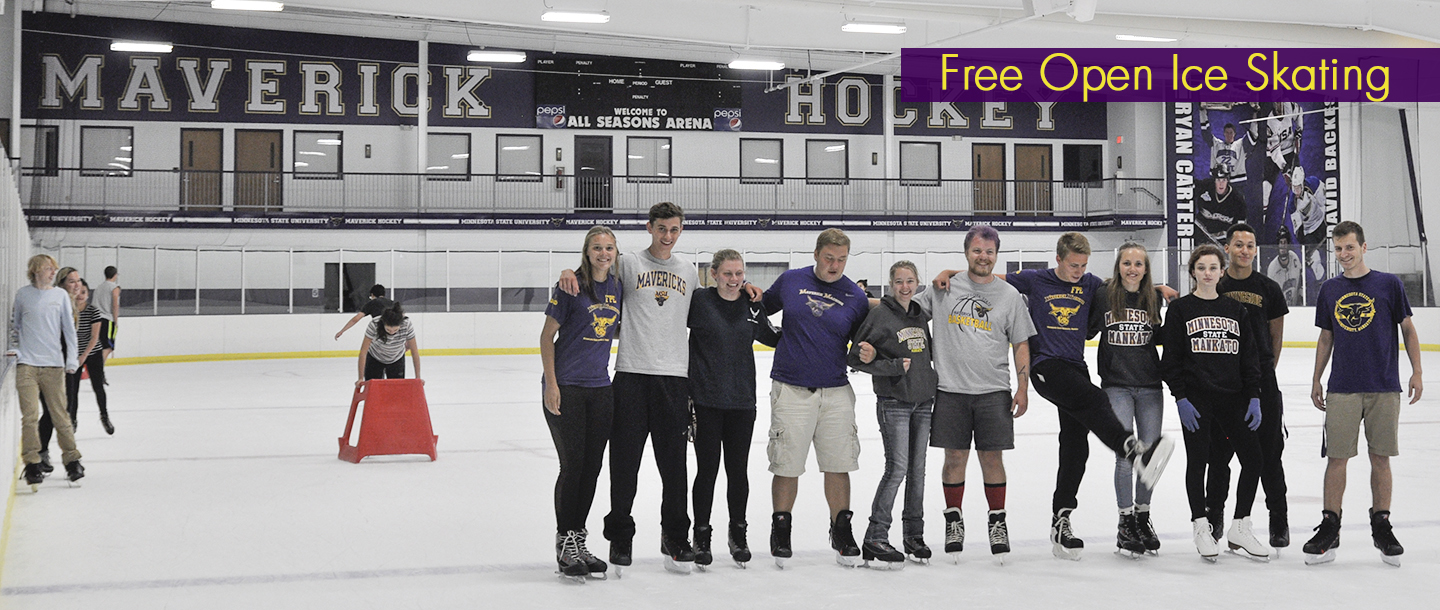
{"left": 1217, "top": 271, "right": 1288, "bottom": 366}
{"left": 361, "top": 296, "right": 396, "bottom": 318}
{"left": 687, "top": 288, "right": 781, "bottom": 410}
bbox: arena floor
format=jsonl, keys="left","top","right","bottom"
{"left": 4, "top": 348, "right": 1437, "bottom": 609}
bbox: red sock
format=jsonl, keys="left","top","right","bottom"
{"left": 984, "top": 482, "right": 1007, "bottom": 511}
{"left": 943, "top": 482, "right": 965, "bottom": 509}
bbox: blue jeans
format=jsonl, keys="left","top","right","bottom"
{"left": 866, "top": 396, "right": 933, "bottom": 542}
{"left": 1105, "top": 386, "right": 1163, "bottom": 509}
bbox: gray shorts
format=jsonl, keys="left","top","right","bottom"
{"left": 930, "top": 390, "right": 1014, "bottom": 451}
{"left": 766, "top": 381, "right": 859, "bottom": 477}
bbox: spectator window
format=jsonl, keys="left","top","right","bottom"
{"left": 81, "top": 126, "right": 133, "bottom": 177}
{"left": 740, "top": 138, "right": 782, "bottom": 184}
{"left": 900, "top": 141, "right": 940, "bottom": 186}
{"left": 293, "top": 131, "right": 343, "bottom": 179}
{"left": 627, "top": 137, "right": 671, "bottom": 183}
{"left": 496, "top": 134, "right": 540, "bottom": 182}
{"left": 806, "top": 139, "right": 848, "bottom": 185}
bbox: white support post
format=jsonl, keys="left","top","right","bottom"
{"left": 497, "top": 249, "right": 504, "bottom": 312}
{"left": 193, "top": 246, "right": 200, "bottom": 315}
{"left": 152, "top": 246, "right": 158, "bottom": 316}
{"left": 240, "top": 247, "right": 246, "bottom": 315}
{"left": 288, "top": 248, "right": 294, "bottom": 314}
{"left": 445, "top": 249, "right": 451, "bottom": 313}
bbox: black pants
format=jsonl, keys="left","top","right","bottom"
{"left": 692, "top": 405, "right": 756, "bottom": 529}
{"left": 1031, "top": 358, "right": 1133, "bottom": 514}
{"left": 40, "top": 351, "right": 107, "bottom": 450}
{"left": 363, "top": 354, "right": 405, "bottom": 380}
{"left": 1183, "top": 392, "right": 1265, "bottom": 520}
{"left": 544, "top": 385, "right": 614, "bottom": 534}
{"left": 1206, "top": 370, "right": 1288, "bottom": 518}
{"left": 604, "top": 372, "right": 691, "bottom": 542}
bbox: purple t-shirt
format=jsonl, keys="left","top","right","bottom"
{"left": 1315, "top": 270, "right": 1413, "bottom": 393}
{"left": 1006, "top": 268, "right": 1104, "bottom": 368}
{"left": 544, "top": 276, "right": 623, "bottom": 388}
{"left": 763, "top": 266, "right": 870, "bottom": 388}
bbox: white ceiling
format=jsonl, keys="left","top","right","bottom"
{"left": 54, "top": 0, "right": 1440, "bottom": 73}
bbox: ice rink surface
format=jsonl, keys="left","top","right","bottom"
{"left": 4, "top": 348, "right": 1438, "bottom": 609}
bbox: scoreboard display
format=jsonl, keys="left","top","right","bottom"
{"left": 534, "top": 54, "right": 743, "bottom": 131}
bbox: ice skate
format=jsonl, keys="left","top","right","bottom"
{"left": 1303, "top": 510, "right": 1341, "bottom": 566}
{"left": 21, "top": 463, "right": 44, "bottom": 493}
{"left": 770, "top": 512, "right": 793, "bottom": 569}
{"left": 575, "top": 529, "right": 607, "bottom": 580}
{"left": 556, "top": 531, "right": 590, "bottom": 583}
{"left": 1050, "top": 508, "right": 1082, "bottom": 561}
{"left": 1129, "top": 435, "right": 1174, "bottom": 490}
{"left": 903, "top": 536, "right": 931, "bottom": 565}
{"left": 1193, "top": 518, "right": 1219, "bottom": 562}
{"left": 1225, "top": 517, "right": 1273, "bottom": 561}
{"left": 609, "top": 538, "right": 632, "bottom": 579}
{"left": 100, "top": 413, "right": 115, "bottom": 436}
{"left": 64, "top": 460, "right": 84, "bottom": 488}
{"left": 1135, "top": 506, "right": 1161, "bottom": 555}
{"left": 38, "top": 451, "right": 54, "bottom": 475}
{"left": 829, "top": 510, "right": 863, "bottom": 567}
{"left": 861, "top": 540, "right": 906, "bottom": 570}
{"left": 943, "top": 507, "right": 964, "bottom": 563}
{"left": 1371, "top": 510, "right": 1403, "bottom": 567}
{"left": 729, "top": 521, "right": 751, "bottom": 568}
{"left": 1269, "top": 512, "right": 1290, "bottom": 552}
{"left": 988, "top": 510, "right": 1011, "bottom": 565}
{"left": 660, "top": 533, "right": 696, "bottom": 574}
{"left": 693, "top": 524, "right": 714, "bottom": 571}
{"left": 1115, "top": 511, "right": 1146, "bottom": 559}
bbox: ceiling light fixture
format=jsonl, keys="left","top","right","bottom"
{"left": 468, "top": 51, "right": 527, "bottom": 63}
{"left": 541, "top": 10, "right": 610, "bottom": 23}
{"left": 729, "top": 59, "right": 785, "bottom": 71}
{"left": 841, "top": 23, "right": 907, "bottom": 34}
{"left": 1115, "top": 34, "right": 1177, "bottom": 42}
{"left": 110, "top": 41, "right": 174, "bottom": 53}
{"left": 211, "top": 1, "right": 285, "bottom": 11}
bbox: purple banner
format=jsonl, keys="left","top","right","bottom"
{"left": 902, "top": 49, "right": 1440, "bottom": 103}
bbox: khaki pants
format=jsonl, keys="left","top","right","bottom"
{"left": 18, "top": 364, "right": 81, "bottom": 465}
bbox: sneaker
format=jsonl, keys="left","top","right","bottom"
{"left": 1226, "top": 517, "right": 1273, "bottom": 560}
{"left": 1135, "top": 506, "right": 1161, "bottom": 552}
{"left": 1129, "top": 435, "right": 1175, "bottom": 489}
{"left": 728, "top": 521, "right": 752, "bottom": 564}
{"left": 988, "top": 510, "right": 1011, "bottom": 556}
{"left": 770, "top": 512, "right": 793, "bottom": 559}
{"left": 1193, "top": 517, "right": 1220, "bottom": 560}
{"left": 609, "top": 537, "right": 633, "bottom": 567}
{"left": 861, "top": 539, "right": 905, "bottom": 569}
{"left": 1303, "top": 510, "right": 1341, "bottom": 565}
{"left": 575, "top": 529, "right": 607, "bottom": 576}
{"left": 943, "top": 507, "right": 964, "bottom": 555}
{"left": 694, "top": 524, "right": 714, "bottom": 566}
{"left": 902, "top": 535, "right": 932, "bottom": 563}
{"left": 556, "top": 531, "right": 588, "bottom": 577}
{"left": 1050, "top": 508, "right": 1082, "bottom": 560}
{"left": 829, "top": 510, "right": 863, "bottom": 567}
{"left": 1370, "top": 509, "right": 1403, "bottom": 566}
{"left": 1269, "top": 512, "right": 1290, "bottom": 548}
{"left": 660, "top": 532, "right": 696, "bottom": 574}
{"left": 64, "top": 460, "right": 85, "bottom": 483}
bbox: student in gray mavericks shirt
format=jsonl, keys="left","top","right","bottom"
{"left": 917, "top": 274, "right": 1034, "bottom": 397}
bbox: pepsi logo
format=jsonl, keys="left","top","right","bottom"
{"left": 552, "top": 114, "right": 566, "bottom": 126}
{"left": 728, "top": 117, "right": 742, "bottom": 131}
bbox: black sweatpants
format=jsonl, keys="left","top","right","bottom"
{"left": 604, "top": 372, "right": 691, "bottom": 543}
{"left": 544, "top": 385, "right": 614, "bottom": 534}
{"left": 692, "top": 405, "right": 756, "bottom": 529}
{"left": 363, "top": 354, "right": 405, "bottom": 380}
{"left": 1030, "top": 358, "right": 1134, "bottom": 514}
{"left": 1183, "top": 391, "right": 1265, "bottom": 521}
{"left": 1206, "top": 370, "right": 1288, "bottom": 518}
{"left": 39, "top": 350, "right": 107, "bottom": 448}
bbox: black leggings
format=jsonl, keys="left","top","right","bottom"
{"left": 545, "top": 385, "right": 614, "bottom": 533}
{"left": 1206, "top": 371, "right": 1288, "bottom": 518}
{"left": 604, "top": 372, "right": 691, "bottom": 542}
{"left": 363, "top": 354, "right": 405, "bottom": 380}
{"left": 692, "top": 405, "right": 756, "bottom": 529}
{"left": 39, "top": 350, "right": 107, "bottom": 449}
{"left": 1182, "top": 392, "right": 1265, "bottom": 521}
{"left": 1031, "top": 358, "right": 1133, "bottom": 513}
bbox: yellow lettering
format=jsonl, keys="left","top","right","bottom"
{"left": 1246, "top": 52, "right": 1269, "bottom": 91}
{"left": 941, "top": 54, "right": 958, "bottom": 90}
{"left": 1040, "top": 53, "right": 1078, "bottom": 92}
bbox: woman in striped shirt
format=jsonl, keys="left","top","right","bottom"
{"left": 72, "top": 280, "right": 112, "bottom": 434}
{"left": 355, "top": 304, "right": 420, "bottom": 387}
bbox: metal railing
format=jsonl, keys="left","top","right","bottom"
{"left": 19, "top": 169, "right": 1166, "bottom": 217}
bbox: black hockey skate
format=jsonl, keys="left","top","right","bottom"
{"left": 660, "top": 532, "right": 697, "bottom": 575}
{"left": 609, "top": 538, "right": 633, "bottom": 579}
{"left": 1371, "top": 509, "right": 1403, "bottom": 567}
{"left": 555, "top": 531, "right": 589, "bottom": 583}
{"left": 1303, "top": 510, "right": 1341, "bottom": 565}
{"left": 729, "top": 521, "right": 752, "bottom": 568}
{"left": 694, "top": 524, "right": 714, "bottom": 569}
{"left": 1206, "top": 507, "right": 1224, "bottom": 543}
{"left": 829, "top": 510, "right": 863, "bottom": 567}
{"left": 1050, "top": 508, "right": 1082, "bottom": 561}
{"left": 1269, "top": 512, "right": 1290, "bottom": 551}
{"left": 1135, "top": 508, "right": 1161, "bottom": 554}
{"left": 770, "top": 512, "right": 794, "bottom": 569}
{"left": 861, "top": 540, "right": 905, "bottom": 570}
{"left": 38, "top": 451, "right": 54, "bottom": 474}
{"left": 575, "top": 529, "right": 607, "bottom": 580}
{"left": 1116, "top": 512, "right": 1147, "bottom": 559}
{"left": 989, "top": 510, "right": 1011, "bottom": 565}
{"left": 100, "top": 413, "right": 115, "bottom": 436}
{"left": 64, "top": 460, "right": 84, "bottom": 487}
{"left": 903, "top": 536, "right": 932, "bottom": 565}
{"left": 943, "top": 507, "right": 964, "bottom": 562}
{"left": 21, "top": 463, "right": 44, "bottom": 492}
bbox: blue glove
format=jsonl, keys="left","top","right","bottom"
{"left": 1176, "top": 398, "right": 1200, "bottom": 433}
{"left": 1245, "top": 397, "right": 1262, "bottom": 431}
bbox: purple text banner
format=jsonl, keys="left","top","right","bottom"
{"left": 901, "top": 48, "right": 1440, "bottom": 103}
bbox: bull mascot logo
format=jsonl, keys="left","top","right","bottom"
{"left": 655, "top": 290, "right": 670, "bottom": 306}
{"left": 1334, "top": 292, "right": 1376, "bottom": 333}
{"left": 591, "top": 312, "right": 618, "bottom": 338}
{"left": 1050, "top": 303, "right": 1082, "bottom": 326}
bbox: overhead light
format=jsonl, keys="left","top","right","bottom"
{"left": 824, "top": 145, "right": 846, "bottom": 153}
{"left": 110, "top": 41, "right": 173, "bottom": 53}
{"left": 468, "top": 50, "right": 527, "bottom": 63}
{"left": 841, "top": 23, "right": 907, "bottom": 34}
{"left": 729, "top": 59, "right": 785, "bottom": 71}
{"left": 754, "top": 158, "right": 779, "bottom": 164}
{"left": 541, "top": 10, "right": 610, "bottom": 23}
{"left": 211, "top": 0, "right": 284, "bottom": 11}
{"left": 1115, "top": 34, "right": 1177, "bottom": 42}
{"left": 316, "top": 139, "right": 342, "bottom": 146}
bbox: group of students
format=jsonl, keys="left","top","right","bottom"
{"left": 537, "top": 202, "right": 1421, "bottom": 579}
{"left": 10, "top": 256, "right": 121, "bottom": 489}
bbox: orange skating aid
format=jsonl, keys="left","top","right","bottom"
{"left": 338, "top": 379, "right": 438, "bottom": 462}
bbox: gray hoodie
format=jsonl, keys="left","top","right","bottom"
{"left": 846, "top": 295, "right": 938, "bottom": 404}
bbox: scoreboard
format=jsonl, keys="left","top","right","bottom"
{"left": 534, "top": 54, "right": 744, "bottom": 131}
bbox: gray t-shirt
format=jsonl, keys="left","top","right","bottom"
{"left": 94, "top": 279, "right": 120, "bottom": 321}
{"left": 917, "top": 274, "right": 1036, "bottom": 395}
{"left": 614, "top": 249, "right": 698, "bottom": 377}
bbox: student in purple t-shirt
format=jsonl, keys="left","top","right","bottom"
{"left": 761, "top": 228, "right": 870, "bottom": 568}
{"left": 1304, "top": 221, "right": 1422, "bottom": 567}
{"left": 934, "top": 232, "right": 1175, "bottom": 561}
{"left": 539, "top": 226, "right": 622, "bottom": 579}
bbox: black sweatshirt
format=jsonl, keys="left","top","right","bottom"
{"left": 846, "top": 295, "right": 939, "bottom": 404}
{"left": 1159, "top": 293, "right": 1262, "bottom": 401}
{"left": 1088, "top": 285, "right": 1162, "bottom": 389}
{"left": 687, "top": 287, "right": 781, "bottom": 410}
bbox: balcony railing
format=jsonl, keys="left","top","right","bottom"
{"left": 19, "top": 169, "right": 1166, "bottom": 217}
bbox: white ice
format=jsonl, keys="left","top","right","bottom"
{"left": 4, "top": 348, "right": 1438, "bottom": 609}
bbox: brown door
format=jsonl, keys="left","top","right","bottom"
{"left": 235, "top": 130, "right": 283, "bottom": 210}
{"left": 1015, "top": 144, "right": 1052, "bottom": 216}
{"left": 972, "top": 143, "right": 1005, "bottom": 214}
{"left": 180, "top": 129, "right": 223, "bottom": 210}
